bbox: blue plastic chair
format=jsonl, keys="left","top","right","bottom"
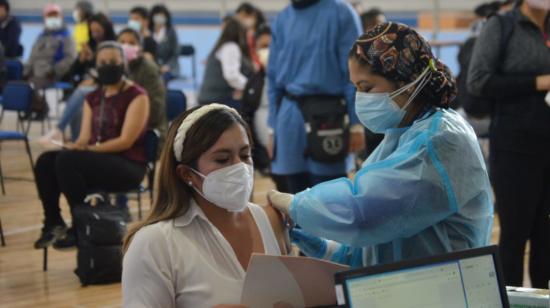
{"left": 0, "top": 130, "right": 34, "bottom": 195}
{"left": 0, "top": 82, "right": 34, "bottom": 133}
{"left": 179, "top": 44, "right": 198, "bottom": 90}
{"left": 1, "top": 81, "right": 52, "bottom": 134}
{"left": 166, "top": 90, "right": 187, "bottom": 123}
{"left": 5, "top": 60, "right": 23, "bottom": 81}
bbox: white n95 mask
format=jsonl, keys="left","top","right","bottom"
{"left": 191, "top": 162, "right": 254, "bottom": 212}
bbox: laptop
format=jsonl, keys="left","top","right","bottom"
{"left": 334, "top": 245, "right": 510, "bottom": 308}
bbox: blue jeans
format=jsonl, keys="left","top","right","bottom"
{"left": 57, "top": 86, "right": 95, "bottom": 140}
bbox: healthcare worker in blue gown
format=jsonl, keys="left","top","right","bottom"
{"left": 268, "top": 22, "right": 494, "bottom": 267}
{"left": 267, "top": 0, "right": 365, "bottom": 194}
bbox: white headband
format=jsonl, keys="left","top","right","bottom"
{"left": 173, "top": 103, "right": 240, "bottom": 162}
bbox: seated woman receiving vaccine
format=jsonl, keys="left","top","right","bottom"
{"left": 122, "top": 104, "right": 288, "bottom": 308}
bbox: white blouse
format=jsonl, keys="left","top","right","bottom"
{"left": 215, "top": 42, "right": 248, "bottom": 91}
{"left": 122, "top": 200, "right": 281, "bottom": 308}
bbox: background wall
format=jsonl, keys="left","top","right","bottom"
{"left": 12, "top": 0, "right": 489, "bottom": 16}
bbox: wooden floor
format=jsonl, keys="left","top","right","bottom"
{"left": 0, "top": 110, "right": 516, "bottom": 307}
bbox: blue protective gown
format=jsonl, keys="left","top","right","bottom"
{"left": 267, "top": 0, "right": 362, "bottom": 176}
{"left": 289, "top": 109, "right": 494, "bottom": 267}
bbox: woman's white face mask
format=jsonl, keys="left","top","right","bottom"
{"left": 190, "top": 162, "right": 254, "bottom": 212}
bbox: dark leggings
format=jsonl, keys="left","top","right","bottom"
{"left": 34, "top": 150, "right": 146, "bottom": 227}
{"left": 490, "top": 149, "right": 550, "bottom": 288}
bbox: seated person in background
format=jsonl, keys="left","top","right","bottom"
{"left": 149, "top": 4, "right": 179, "bottom": 82}
{"left": 69, "top": 12, "right": 116, "bottom": 87}
{"left": 235, "top": 2, "right": 267, "bottom": 70}
{"left": 39, "top": 12, "right": 115, "bottom": 143}
{"left": 118, "top": 28, "right": 167, "bottom": 149}
{"left": 24, "top": 3, "right": 76, "bottom": 117}
{"left": 198, "top": 17, "right": 251, "bottom": 110}
{"left": 0, "top": 0, "right": 23, "bottom": 58}
{"left": 71, "top": 1, "right": 94, "bottom": 53}
{"left": 122, "top": 104, "right": 288, "bottom": 308}
{"left": 33, "top": 41, "right": 150, "bottom": 250}
{"left": 127, "top": 6, "right": 157, "bottom": 61}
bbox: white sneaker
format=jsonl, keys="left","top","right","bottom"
{"left": 38, "top": 128, "right": 63, "bottom": 148}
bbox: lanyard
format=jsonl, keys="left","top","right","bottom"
{"left": 96, "top": 81, "right": 126, "bottom": 145}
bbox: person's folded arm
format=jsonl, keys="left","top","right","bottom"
{"left": 54, "top": 37, "right": 77, "bottom": 79}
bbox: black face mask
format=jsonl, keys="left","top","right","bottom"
{"left": 291, "top": 0, "right": 320, "bottom": 9}
{"left": 97, "top": 64, "right": 124, "bottom": 85}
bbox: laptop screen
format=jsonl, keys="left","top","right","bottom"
{"left": 345, "top": 254, "right": 504, "bottom": 308}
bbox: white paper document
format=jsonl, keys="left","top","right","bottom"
{"left": 240, "top": 254, "right": 349, "bottom": 308}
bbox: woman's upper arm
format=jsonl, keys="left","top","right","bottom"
{"left": 467, "top": 17, "right": 503, "bottom": 96}
{"left": 76, "top": 100, "right": 92, "bottom": 145}
{"left": 261, "top": 205, "right": 289, "bottom": 255}
{"left": 122, "top": 226, "right": 175, "bottom": 308}
{"left": 120, "top": 94, "right": 150, "bottom": 145}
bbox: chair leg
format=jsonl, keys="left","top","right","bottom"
{"left": 148, "top": 169, "right": 155, "bottom": 207}
{"left": 0, "top": 159, "right": 5, "bottom": 195}
{"left": 137, "top": 191, "right": 142, "bottom": 220}
{"left": 25, "top": 117, "right": 31, "bottom": 136}
{"left": 0, "top": 217, "right": 6, "bottom": 246}
{"left": 43, "top": 247, "right": 48, "bottom": 271}
{"left": 24, "top": 138, "right": 35, "bottom": 170}
{"left": 192, "top": 56, "right": 198, "bottom": 90}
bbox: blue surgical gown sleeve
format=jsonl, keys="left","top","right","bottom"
{"left": 289, "top": 110, "right": 492, "bottom": 248}
{"left": 290, "top": 228, "right": 364, "bottom": 267}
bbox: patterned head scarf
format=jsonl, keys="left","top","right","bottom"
{"left": 352, "top": 22, "right": 457, "bottom": 108}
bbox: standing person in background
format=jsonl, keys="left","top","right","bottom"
{"left": 149, "top": 4, "right": 179, "bottom": 82}
{"left": 360, "top": 8, "right": 386, "bottom": 33}
{"left": 468, "top": 0, "right": 550, "bottom": 288}
{"left": 72, "top": 1, "right": 94, "bottom": 53}
{"left": 24, "top": 4, "right": 76, "bottom": 119}
{"left": 0, "top": 0, "right": 22, "bottom": 58}
{"left": 358, "top": 7, "right": 386, "bottom": 160}
{"left": 128, "top": 6, "right": 157, "bottom": 62}
{"left": 198, "top": 17, "right": 252, "bottom": 111}
{"left": 267, "top": 0, "right": 364, "bottom": 194}
{"left": 39, "top": 12, "right": 115, "bottom": 144}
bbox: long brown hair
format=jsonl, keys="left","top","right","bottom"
{"left": 123, "top": 106, "right": 252, "bottom": 253}
{"left": 212, "top": 17, "right": 249, "bottom": 57}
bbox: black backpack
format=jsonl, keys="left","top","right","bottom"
{"left": 241, "top": 69, "right": 266, "bottom": 114}
{"left": 456, "top": 13, "right": 516, "bottom": 118}
{"left": 72, "top": 195, "right": 127, "bottom": 286}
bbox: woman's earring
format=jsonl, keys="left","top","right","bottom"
{"left": 188, "top": 181, "right": 193, "bottom": 187}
